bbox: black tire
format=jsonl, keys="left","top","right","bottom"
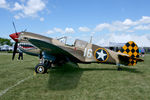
{"left": 35, "top": 64, "right": 47, "bottom": 74}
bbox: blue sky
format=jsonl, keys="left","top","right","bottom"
{"left": 0, "top": 0, "right": 150, "bottom": 46}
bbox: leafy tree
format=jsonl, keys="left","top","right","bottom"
{"left": 0, "top": 37, "right": 13, "bottom": 46}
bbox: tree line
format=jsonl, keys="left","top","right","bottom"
{"left": 0, "top": 37, "right": 13, "bottom": 46}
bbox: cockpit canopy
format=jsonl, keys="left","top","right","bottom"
{"left": 57, "top": 37, "right": 88, "bottom": 49}
{"left": 74, "top": 39, "right": 88, "bottom": 49}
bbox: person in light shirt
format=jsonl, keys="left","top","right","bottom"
{"left": 18, "top": 49, "right": 23, "bottom": 60}
{"left": 141, "top": 48, "right": 145, "bottom": 57}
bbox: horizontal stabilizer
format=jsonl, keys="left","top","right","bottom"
{"left": 118, "top": 41, "right": 143, "bottom": 66}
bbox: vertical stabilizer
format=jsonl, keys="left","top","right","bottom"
{"left": 118, "top": 41, "right": 140, "bottom": 66}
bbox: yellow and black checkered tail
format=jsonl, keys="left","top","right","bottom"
{"left": 118, "top": 41, "right": 139, "bottom": 66}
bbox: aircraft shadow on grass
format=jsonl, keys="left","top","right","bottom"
{"left": 48, "top": 63, "right": 83, "bottom": 90}
{"left": 25, "top": 63, "right": 142, "bottom": 90}
{"left": 80, "top": 67, "right": 142, "bottom": 73}
{"left": 47, "top": 63, "right": 142, "bottom": 90}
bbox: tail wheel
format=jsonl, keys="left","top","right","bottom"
{"left": 35, "top": 64, "right": 47, "bottom": 74}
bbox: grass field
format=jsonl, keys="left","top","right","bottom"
{"left": 0, "top": 53, "right": 150, "bottom": 100}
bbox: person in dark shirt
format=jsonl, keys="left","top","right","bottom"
{"left": 18, "top": 49, "right": 23, "bottom": 60}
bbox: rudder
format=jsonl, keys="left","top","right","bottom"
{"left": 118, "top": 41, "right": 140, "bottom": 66}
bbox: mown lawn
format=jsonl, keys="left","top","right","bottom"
{"left": 0, "top": 53, "right": 150, "bottom": 100}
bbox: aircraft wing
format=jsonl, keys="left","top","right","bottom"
{"left": 28, "top": 39, "right": 70, "bottom": 55}
{"left": 28, "top": 38, "right": 80, "bottom": 62}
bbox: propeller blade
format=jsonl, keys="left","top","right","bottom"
{"left": 12, "top": 42, "right": 18, "bottom": 60}
{"left": 12, "top": 21, "right": 17, "bottom": 33}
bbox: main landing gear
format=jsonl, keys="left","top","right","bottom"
{"left": 35, "top": 56, "right": 75, "bottom": 74}
{"left": 35, "top": 63, "right": 47, "bottom": 74}
{"left": 35, "top": 59, "right": 52, "bottom": 74}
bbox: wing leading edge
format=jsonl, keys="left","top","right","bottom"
{"left": 28, "top": 38, "right": 81, "bottom": 62}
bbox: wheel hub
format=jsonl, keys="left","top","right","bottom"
{"left": 39, "top": 67, "right": 43, "bottom": 72}
{"left": 37, "top": 66, "right": 44, "bottom": 73}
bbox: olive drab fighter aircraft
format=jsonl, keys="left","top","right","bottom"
{"left": 9, "top": 30, "right": 144, "bottom": 74}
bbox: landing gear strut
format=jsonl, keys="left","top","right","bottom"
{"left": 117, "top": 64, "right": 122, "bottom": 71}
{"left": 117, "top": 67, "right": 122, "bottom": 71}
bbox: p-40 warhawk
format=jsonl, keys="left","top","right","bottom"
{"left": 9, "top": 32, "right": 144, "bottom": 74}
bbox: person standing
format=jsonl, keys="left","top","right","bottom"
{"left": 18, "top": 49, "right": 23, "bottom": 60}
{"left": 141, "top": 48, "right": 145, "bottom": 57}
{"left": 139, "top": 49, "right": 141, "bottom": 56}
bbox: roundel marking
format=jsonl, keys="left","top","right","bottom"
{"left": 94, "top": 48, "right": 109, "bottom": 62}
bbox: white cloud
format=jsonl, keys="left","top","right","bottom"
{"left": 110, "top": 25, "right": 129, "bottom": 32}
{"left": 23, "top": 0, "right": 45, "bottom": 17}
{"left": 95, "top": 23, "right": 110, "bottom": 31}
{"left": 12, "top": 2, "right": 23, "bottom": 11}
{"left": 95, "top": 22, "right": 130, "bottom": 32}
{"left": 54, "top": 27, "right": 64, "bottom": 33}
{"left": 123, "top": 19, "right": 132, "bottom": 25}
{"left": 123, "top": 19, "right": 137, "bottom": 26}
{"left": 46, "top": 27, "right": 75, "bottom": 34}
{"left": 65, "top": 27, "right": 75, "bottom": 33}
{"left": 40, "top": 17, "right": 44, "bottom": 21}
{"left": 122, "top": 16, "right": 150, "bottom": 26}
{"left": 46, "top": 30, "right": 54, "bottom": 34}
{"left": 94, "top": 16, "right": 150, "bottom": 32}
{"left": 96, "top": 33, "right": 150, "bottom": 47}
{"left": 14, "top": 13, "right": 25, "bottom": 19}
{"left": 139, "top": 16, "right": 150, "bottom": 24}
{"left": 0, "top": 0, "right": 9, "bottom": 9}
{"left": 79, "top": 27, "right": 90, "bottom": 32}
{"left": 134, "top": 24, "right": 150, "bottom": 30}
{"left": 0, "top": 0, "right": 47, "bottom": 19}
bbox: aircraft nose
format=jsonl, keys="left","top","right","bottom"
{"left": 9, "top": 32, "right": 21, "bottom": 42}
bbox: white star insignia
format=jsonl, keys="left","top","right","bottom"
{"left": 96, "top": 50, "right": 107, "bottom": 60}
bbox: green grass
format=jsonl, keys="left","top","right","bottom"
{"left": 0, "top": 53, "right": 150, "bottom": 100}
